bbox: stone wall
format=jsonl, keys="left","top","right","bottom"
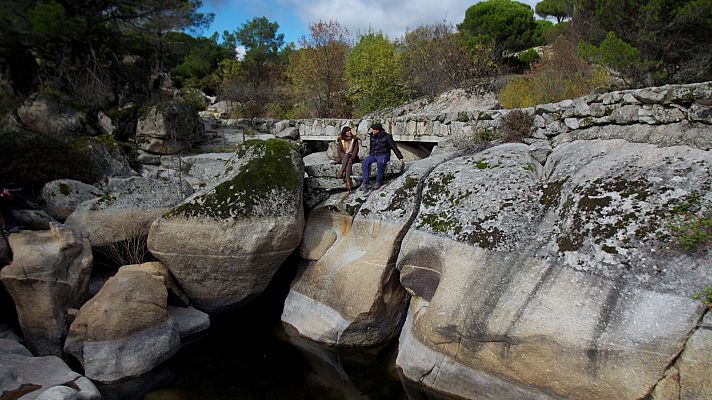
{"left": 222, "top": 81, "right": 712, "bottom": 150}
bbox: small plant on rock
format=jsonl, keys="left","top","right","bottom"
{"left": 692, "top": 287, "right": 712, "bottom": 309}
{"left": 500, "top": 110, "right": 533, "bottom": 143}
{"left": 669, "top": 193, "right": 711, "bottom": 253}
{"left": 94, "top": 217, "right": 151, "bottom": 267}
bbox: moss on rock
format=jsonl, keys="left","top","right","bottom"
{"left": 166, "top": 139, "right": 302, "bottom": 220}
{"left": 383, "top": 176, "right": 419, "bottom": 213}
{"left": 58, "top": 183, "right": 71, "bottom": 196}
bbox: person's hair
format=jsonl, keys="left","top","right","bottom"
{"left": 340, "top": 126, "right": 352, "bottom": 138}
{"left": 370, "top": 122, "right": 383, "bottom": 131}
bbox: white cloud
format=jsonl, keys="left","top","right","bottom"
{"left": 235, "top": 45, "right": 247, "bottom": 60}
{"left": 283, "top": 0, "right": 540, "bottom": 39}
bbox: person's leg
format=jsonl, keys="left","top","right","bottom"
{"left": 361, "top": 155, "right": 376, "bottom": 187}
{"left": 375, "top": 155, "right": 388, "bottom": 187}
{"left": 344, "top": 158, "right": 354, "bottom": 180}
{"left": 338, "top": 155, "right": 349, "bottom": 179}
{"left": 344, "top": 159, "right": 353, "bottom": 189}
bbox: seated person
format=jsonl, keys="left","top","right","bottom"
{"left": 333, "top": 126, "right": 359, "bottom": 192}
{"left": 360, "top": 123, "right": 404, "bottom": 191}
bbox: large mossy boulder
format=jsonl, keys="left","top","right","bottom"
{"left": 148, "top": 139, "right": 305, "bottom": 313}
{"left": 0, "top": 227, "right": 92, "bottom": 356}
{"left": 135, "top": 101, "right": 204, "bottom": 155}
{"left": 75, "top": 135, "right": 138, "bottom": 179}
{"left": 281, "top": 153, "right": 451, "bottom": 346}
{"left": 64, "top": 266, "right": 180, "bottom": 383}
{"left": 395, "top": 141, "right": 712, "bottom": 400}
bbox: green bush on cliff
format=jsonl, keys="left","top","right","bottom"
{"left": 578, "top": 32, "right": 645, "bottom": 86}
{"left": 498, "top": 37, "right": 610, "bottom": 108}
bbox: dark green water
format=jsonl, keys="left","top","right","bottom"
{"left": 128, "top": 257, "right": 449, "bottom": 400}
{"left": 142, "top": 317, "right": 407, "bottom": 400}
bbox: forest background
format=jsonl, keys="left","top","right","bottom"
{"left": 1, "top": 0, "right": 710, "bottom": 120}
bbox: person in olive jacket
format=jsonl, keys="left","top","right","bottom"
{"left": 333, "top": 125, "right": 359, "bottom": 192}
{"left": 360, "top": 122, "right": 404, "bottom": 190}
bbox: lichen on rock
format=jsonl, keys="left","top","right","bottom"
{"left": 166, "top": 139, "right": 302, "bottom": 220}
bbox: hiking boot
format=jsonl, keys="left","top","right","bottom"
{"left": 360, "top": 182, "right": 370, "bottom": 192}
{"left": 373, "top": 182, "right": 382, "bottom": 190}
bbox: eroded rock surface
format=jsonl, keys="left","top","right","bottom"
{"left": 148, "top": 139, "right": 304, "bottom": 313}
{"left": 135, "top": 101, "right": 204, "bottom": 155}
{"left": 64, "top": 266, "right": 180, "bottom": 383}
{"left": 282, "top": 153, "right": 451, "bottom": 346}
{"left": 395, "top": 140, "right": 712, "bottom": 400}
{"left": 0, "top": 338, "right": 100, "bottom": 400}
{"left": 65, "top": 176, "right": 192, "bottom": 247}
{"left": 40, "top": 180, "right": 102, "bottom": 221}
{"left": 0, "top": 227, "right": 91, "bottom": 356}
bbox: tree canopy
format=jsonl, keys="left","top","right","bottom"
{"left": 535, "top": 0, "right": 572, "bottom": 23}
{"left": 286, "top": 21, "right": 350, "bottom": 117}
{"left": 345, "top": 32, "right": 409, "bottom": 116}
{"left": 218, "top": 17, "right": 287, "bottom": 116}
{"left": 458, "top": 0, "right": 544, "bottom": 57}
{"left": 0, "top": 0, "right": 213, "bottom": 106}
{"left": 574, "top": 0, "right": 712, "bottom": 84}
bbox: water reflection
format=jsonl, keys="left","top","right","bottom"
{"left": 132, "top": 256, "right": 458, "bottom": 400}
{"left": 283, "top": 327, "right": 406, "bottom": 400}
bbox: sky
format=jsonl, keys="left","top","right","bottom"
{"left": 201, "top": 0, "right": 542, "bottom": 49}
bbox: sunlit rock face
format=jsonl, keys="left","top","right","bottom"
{"left": 282, "top": 154, "right": 451, "bottom": 346}
{"left": 396, "top": 140, "right": 712, "bottom": 400}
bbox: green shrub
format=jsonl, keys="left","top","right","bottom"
{"left": 517, "top": 48, "right": 541, "bottom": 66}
{"left": 578, "top": 32, "right": 645, "bottom": 86}
{"left": 500, "top": 110, "right": 533, "bottom": 142}
{"left": 471, "top": 127, "right": 499, "bottom": 144}
{"left": 497, "top": 76, "right": 536, "bottom": 109}
{"left": 0, "top": 130, "right": 100, "bottom": 193}
{"left": 498, "top": 37, "right": 610, "bottom": 108}
{"left": 178, "top": 88, "right": 208, "bottom": 112}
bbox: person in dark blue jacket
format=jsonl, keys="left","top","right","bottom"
{"left": 360, "top": 123, "right": 404, "bottom": 191}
